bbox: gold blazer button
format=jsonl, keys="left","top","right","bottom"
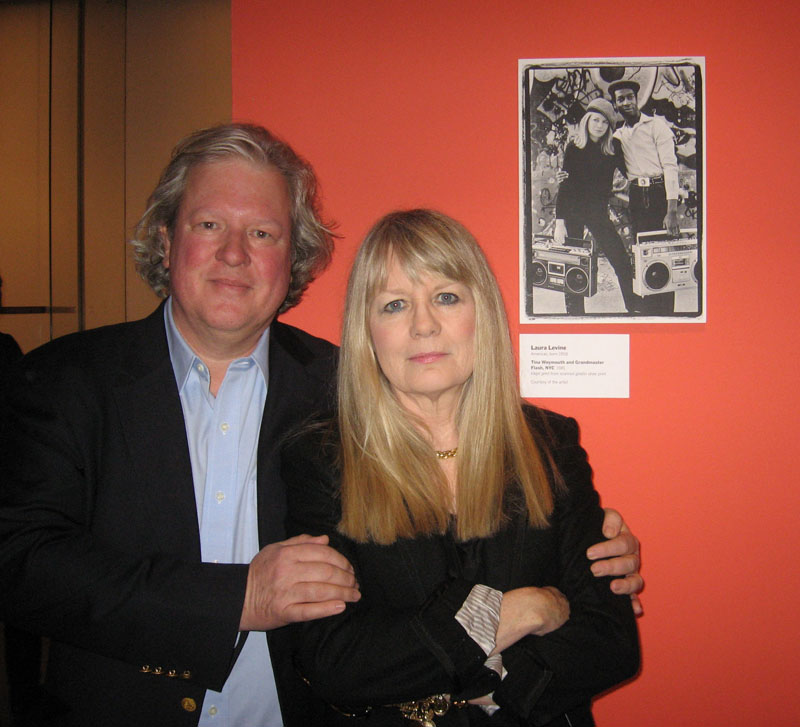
{"left": 181, "top": 697, "right": 197, "bottom": 712}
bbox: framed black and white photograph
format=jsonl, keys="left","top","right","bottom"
{"left": 519, "top": 58, "right": 705, "bottom": 322}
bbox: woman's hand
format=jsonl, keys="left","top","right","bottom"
{"left": 492, "top": 586, "right": 570, "bottom": 654}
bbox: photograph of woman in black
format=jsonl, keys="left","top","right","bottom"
{"left": 553, "top": 98, "right": 640, "bottom": 315}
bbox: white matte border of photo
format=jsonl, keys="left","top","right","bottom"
{"left": 518, "top": 56, "right": 707, "bottom": 324}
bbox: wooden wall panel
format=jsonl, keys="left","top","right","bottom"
{"left": 0, "top": 1, "right": 59, "bottom": 352}
{"left": 83, "top": 0, "right": 127, "bottom": 329}
{"left": 0, "top": 0, "right": 231, "bottom": 354}
{"left": 124, "top": 0, "right": 232, "bottom": 321}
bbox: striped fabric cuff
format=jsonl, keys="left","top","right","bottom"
{"left": 454, "top": 583, "right": 503, "bottom": 656}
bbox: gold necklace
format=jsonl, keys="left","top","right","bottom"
{"left": 435, "top": 447, "right": 458, "bottom": 459}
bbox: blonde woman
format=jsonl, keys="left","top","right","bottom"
{"left": 554, "top": 98, "right": 640, "bottom": 315}
{"left": 283, "top": 210, "right": 639, "bottom": 726}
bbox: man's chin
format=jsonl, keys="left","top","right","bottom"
{"left": 197, "top": 307, "right": 269, "bottom": 337}
{"left": 207, "top": 316, "right": 267, "bottom": 336}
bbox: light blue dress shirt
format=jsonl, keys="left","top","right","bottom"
{"left": 165, "top": 299, "right": 282, "bottom": 727}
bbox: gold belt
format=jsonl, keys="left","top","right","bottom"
{"left": 329, "top": 693, "right": 467, "bottom": 726}
{"left": 387, "top": 693, "right": 467, "bottom": 726}
{"left": 299, "top": 670, "right": 467, "bottom": 725}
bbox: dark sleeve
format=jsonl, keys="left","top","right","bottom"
{"left": 492, "top": 411, "right": 640, "bottom": 724}
{"left": 554, "top": 144, "right": 579, "bottom": 219}
{"left": 282, "top": 429, "right": 497, "bottom": 708}
{"left": 613, "top": 136, "right": 627, "bottom": 176}
{"left": 0, "top": 333, "right": 23, "bottom": 369}
{"left": 0, "top": 349, "right": 247, "bottom": 691}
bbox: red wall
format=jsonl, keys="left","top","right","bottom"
{"left": 232, "top": 1, "right": 800, "bottom": 723}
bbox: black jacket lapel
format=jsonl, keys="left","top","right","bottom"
{"left": 112, "top": 306, "right": 200, "bottom": 559}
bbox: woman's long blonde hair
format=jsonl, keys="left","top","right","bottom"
{"left": 337, "top": 209, "right": 555, "bottom": 544}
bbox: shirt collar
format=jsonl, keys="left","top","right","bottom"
{"left": 164, "top": 297, "right": 270, "bottom": 393}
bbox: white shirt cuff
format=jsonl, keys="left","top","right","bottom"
{"left": 454, "top": 583, "right": 503, "bottom": 656}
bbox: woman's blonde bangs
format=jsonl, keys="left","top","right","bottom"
{"left": 358, "top": 212, "right": 483, "bottom": 307}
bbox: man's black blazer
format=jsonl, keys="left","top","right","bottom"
{"left": 0, "top": 304, "right": 336, "bottom": 726}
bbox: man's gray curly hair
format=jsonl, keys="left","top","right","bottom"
{"left": 131, "top": 123, "right": 335, "bottom": 314}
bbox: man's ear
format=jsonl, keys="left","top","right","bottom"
{"left": 160, "top": 226, "right": 171, "bottom": 269}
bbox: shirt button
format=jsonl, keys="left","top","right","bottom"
{"left": 215, "top": 491, "right": 225, "bottom": 503}
{"left": 209, "top": 705, "right": 218, "bottom": 716}
{"left": 220, "top": 422, "right": 230, "bottom": 434}
{"left": 196, "top": 363, "right": 205, "bottom": 373}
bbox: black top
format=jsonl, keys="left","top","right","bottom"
{"left": 282, "top": 406, "right": 639, "bottom": 726}
{"left": 556, "top": 140, "right": 626, "bottom": 220}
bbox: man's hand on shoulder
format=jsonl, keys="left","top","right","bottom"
{"left": 587, "top": 508, "right": 643, "bottom": 615}
{"left": 240, "top": 534, "right": 361, "bottom": 631}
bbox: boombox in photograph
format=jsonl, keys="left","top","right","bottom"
{"left": 632, "top": 229, "right": 699, "bottom": 297}
{"left": 530, "top": 236, "right": 597, "bottom": 297}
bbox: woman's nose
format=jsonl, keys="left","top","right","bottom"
{"left": 411, "top": 304, "right": 440, "bottom": 338}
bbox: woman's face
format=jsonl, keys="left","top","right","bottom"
{"left": 368, "top": 256, "right": 476, "bottom": 410}
{"left": 587, "top": 112, "right": 610, "bottom": 142}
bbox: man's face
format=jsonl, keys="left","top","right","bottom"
{"left": 163, "top": 158, "right": 292, "bottom": 356}
{"left": 613, "top": 88, "right": 639, "bottom": 121}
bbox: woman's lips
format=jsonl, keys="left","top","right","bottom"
{"left": 408, "top": 352, "right": 447, "bottom": 364}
